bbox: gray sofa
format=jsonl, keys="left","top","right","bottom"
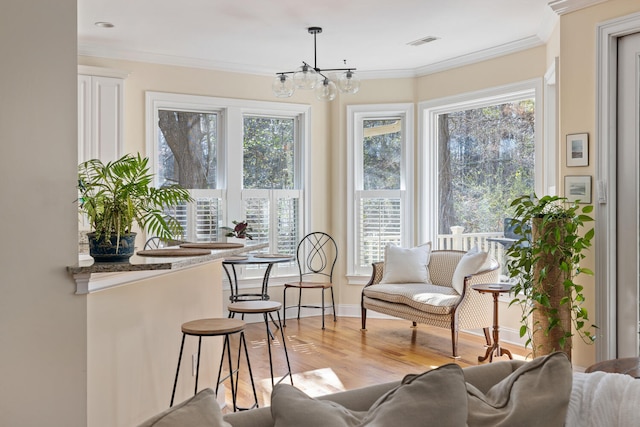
{"left": 140, "top": 352, "right": 640, "bottom": 427}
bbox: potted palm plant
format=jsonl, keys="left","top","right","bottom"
{"left": 506, "top": 194, "right": 596, "bottom": 359}
{"left": 78, "top": 153, "right": 193, "bottom": 262}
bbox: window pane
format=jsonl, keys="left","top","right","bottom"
{"left": 157, "top": 110, "right": 218, "bottom": 189}
{"left": 157, "top": 110, "right": 220, "bottom": 242}
{"left": 243, "top": 116, "right": 295, "bottom": 189}
{"left": 363, "top": 119, "right": 401, "bottom": 190}
{"left": 437, "top": 100, "right": 535, "bottom": 234}
{"left": 359, "top": 197, "right": 401, "bottom": 268}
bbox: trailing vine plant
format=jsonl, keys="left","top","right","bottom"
{"left": 506, "top": 194, "right": 596, "bottom": 356}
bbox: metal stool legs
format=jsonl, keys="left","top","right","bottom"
{"left": 170, "top": 327, "right": 258, "bottom": 412}
{"left": 263, "top": 310, "right": 292, "bottom": 388}
{"left": 215, "top": 330, "right": 258, "bottom": 411}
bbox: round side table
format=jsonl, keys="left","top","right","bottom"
{"left": 471, "top": 283, "right": 514, "bottom": 363}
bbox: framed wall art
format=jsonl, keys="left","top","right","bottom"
{"left": 566, "top": 133, "right": 589, "bottom": 167}
{"left": 565, "top": 175, "right": 592, "bottom": 204}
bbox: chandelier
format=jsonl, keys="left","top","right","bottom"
{"left": 272, "top": 27, "right": 360, "bottom": 101}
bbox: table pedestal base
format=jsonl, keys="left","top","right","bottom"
{"left": 478, "top": 341, "right": 512, "bottom": 363}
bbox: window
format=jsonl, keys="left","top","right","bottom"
{"left": 242, "top": 115, "right": 302, "bottom": 260}
{"left": 146, "top": 93, "right": 310, "bottom": 280}
{"left": 347, "top": 104, "right": 414, "bottom": 278}
{"left": 156, "top": 109, "right": 223, "bottom": 242}
{"left": 419, "top": 80, "right": 542, "bottom": 251}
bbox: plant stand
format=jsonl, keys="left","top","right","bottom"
{"left": 531, "top": 217, "right": 572, "bottom": 360}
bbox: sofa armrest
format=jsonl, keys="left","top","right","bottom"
{"left": 364, "top": 262, "right": 385, "bottom": 288}
{"left": 454, "top": 258, "right": 500, "bottom": 329}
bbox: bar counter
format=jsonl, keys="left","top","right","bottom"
{"left": 67, "top": 242, "right": 267, "bottom": 294}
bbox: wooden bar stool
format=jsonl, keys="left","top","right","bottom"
{"left": 170, "top": 318, "right": 258, "bottom": 412}
{"left": 227, "top": 301, "right": 293, "bottom": 388}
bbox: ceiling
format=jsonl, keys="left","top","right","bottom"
{"left": 78, "top": 0, "right": 562, "bottom": 78}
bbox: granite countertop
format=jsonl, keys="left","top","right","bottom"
{"left": 67, "top": 242, "right": 268, "bottom": 275}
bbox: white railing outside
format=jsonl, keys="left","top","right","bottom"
{"left": 436, "top": 226, "right": 509, "bottom": 278}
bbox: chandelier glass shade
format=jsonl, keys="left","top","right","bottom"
{"left": 272, "top": 74, "right": 295, "bottom": 98}
{"left": 292, "top": 64, "right": 318, "bottom": 90}
{"left": 316, "top": 77, "right": 337, "bottom": 101}
{"left": 273, "top": 27, "right": 360, "bottom": 102}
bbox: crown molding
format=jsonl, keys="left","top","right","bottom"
{"left": 413, "top": 35, "right": 545, "bottom": 77}
{"left": 548, "top": 0, "right": 609, "bottom": 15}
{"left": 77, "top": 65, "right": 130, "bottom": 79}
{"left": 78, "top": 44, "right": 272, "bottom": 77}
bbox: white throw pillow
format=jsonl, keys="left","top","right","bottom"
{"left": 380, "top": 243, "right": 432, "bottom": 284}
{"left": 451, "top": 246, "right": 489, "bottom": 294}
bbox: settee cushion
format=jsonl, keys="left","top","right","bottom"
{"left": 137, "top": 388, "right": 231, "bottom": 427}
{"left": 451, "top": 246, "right": 489, "bottom": 294}
{"left": 380, "top": 243, "right": 431, "bottom": 284}
{"left": 466, "top": 352, "right": 572, "bottom": 427}
{"left": 270, "top": 363, "right": 468, "bottom": 427}
{"left": 363, "top": 283, "right": 460, "bottom": 315}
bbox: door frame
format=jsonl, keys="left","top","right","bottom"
{"left": 596, "top": 11, "right": 640, "bottom": 362}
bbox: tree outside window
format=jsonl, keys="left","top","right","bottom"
{"left": 437, "top": 100, "right": 535, "bottom": 235}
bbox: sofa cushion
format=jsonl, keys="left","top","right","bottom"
{"left": 451, "top": 246, "right": 489, "bottom": 294}
{"left": 137, "top": 388, "right": 231, "bottom": 427}
{"left": 380, "top": 243, "right": 432, "bottom": 284}
{"left": 466, "top": 352, "right": 572, "bottom": 427}
{"left": 270, "top": 363, "right": 468, "bottom": 427}
{"left": 363, "top": 283, "right": 460, "bottom": 315}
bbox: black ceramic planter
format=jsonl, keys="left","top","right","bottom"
{"left": 87, "top": 232, "right": 137, "bottom": 263}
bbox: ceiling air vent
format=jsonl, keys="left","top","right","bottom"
{"left": 407, "top": 36, "right": 439, "bottom": 47}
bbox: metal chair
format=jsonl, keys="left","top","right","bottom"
{"left": 144, "top": 236, "right": 186, "bottom": 249}
{"left": 144, "top": 237, "right": 164, "bottom": 249}
{"left": 283, "top": 232, "right": 338, "bottom": 329}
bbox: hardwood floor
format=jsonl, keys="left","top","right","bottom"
{"left": 222, "top": 316, "right": 528, "bottom": 411}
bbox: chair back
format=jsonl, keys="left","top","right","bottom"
{"left": 295, "top": 232, "right": 338, "bottom": 282}
{"left": 144, "top": 237, "right": 164, "bottom": 249}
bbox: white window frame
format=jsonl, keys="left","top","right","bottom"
{"left": 146, "top": 92, "right": 311, "bottom": 283}
{"left": 346, "top": 103, "right": 414, "bottom": 282}
{"left": 417, "top": 79, "right": 543, "bottom": 245}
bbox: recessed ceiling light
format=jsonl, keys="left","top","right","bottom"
{"left": 94, "top": 22, "right": 114, "bottom": 28}
{"left": 407, "top": 36, "right": 439, "bottom": 47}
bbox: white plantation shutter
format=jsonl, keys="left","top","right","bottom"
{"left": 165, "top": 189, "right": 224, "bottom": 242}
{"left": 242, "top": 189, "right": 301, "bottom": 276}
{"left": 243, "top": 191, "right": 270, "bottom": 243}
{"left": 358, "top": 194, "right": 402, "bottom": 270}
{"left": 192, "top": 191, "right": 223, "bottom": 242}
{"left": 276, "top": 194, "right": 299, "bottom": 256}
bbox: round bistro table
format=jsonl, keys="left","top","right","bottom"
{"left": 222, "top": 253, "right": 293, "bottom": 301}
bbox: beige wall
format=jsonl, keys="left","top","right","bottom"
{"left": 0, "top": 1, "right": 85, "bottom": 426}
{"left": 88, "top": 261, "right": 224, "bottom": 427}
{"left": 558, "top": 0, "right": 640, "bottom": 368}
{"left": 80, "top": 42, "right": 571, "bottom": 362}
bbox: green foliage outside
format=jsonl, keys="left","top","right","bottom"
{"left": 243, "top": 116, "right": 295, "bottom": 189}
{"left": 439, "top": 100, "right": 536, "bottom": 233}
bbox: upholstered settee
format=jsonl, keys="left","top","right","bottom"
{"left": 361, "top": 246, "right": 500, "bottom": 358}
{"left": 139, "top": 352, "right": 640, "bottom": 427}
